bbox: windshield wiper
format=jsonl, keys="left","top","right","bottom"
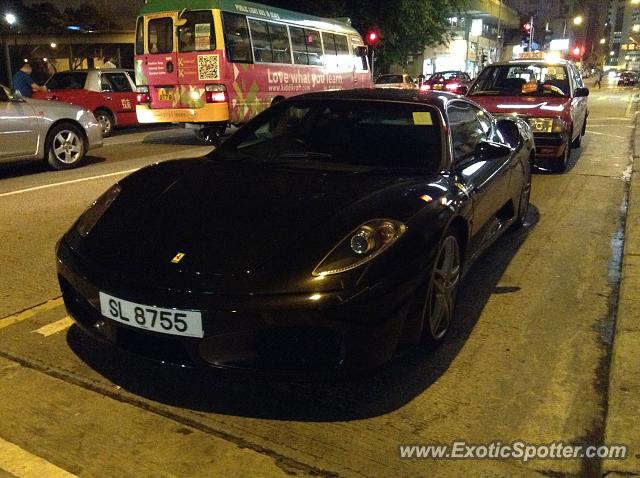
{"left": 268, "top": 151, "right": 333, "bottom": 160}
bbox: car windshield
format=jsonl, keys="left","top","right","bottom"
{"left": 469, "top": 63, "right": 570, "bottom": 97}
{"left": 213, "top": 99, "right": 443, "bottom": 173}
{"left": 431, "top": 72, "right": 459, "bottom": 81}
{"left": 375, "top": 75, "right": 404, "bottom": 84}
{"left": 46, "top": 72, "right": 88, "bottom": 90}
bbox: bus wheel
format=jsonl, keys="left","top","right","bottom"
{"left": 196, "top": 124, "right": 227, "bottom": 145}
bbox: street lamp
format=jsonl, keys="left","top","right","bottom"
{"left": 4, "top": 13, "right": 17, "bottom": 25}
{"left": 600, "top": 38, "right": 607, "bottom": 44}
{"left": 573, "top": 16, "right": 583, "bottom": 26}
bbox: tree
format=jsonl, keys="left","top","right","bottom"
{"left": 262, "top": 0, "right": 466, "bottom": 72}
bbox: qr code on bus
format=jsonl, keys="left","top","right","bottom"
{"left": 197, "top": 54, "right": 220, "bottom": 81}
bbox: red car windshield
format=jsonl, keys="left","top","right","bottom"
{"left": 469, "top": 64, "right": 570, "bottom": 98}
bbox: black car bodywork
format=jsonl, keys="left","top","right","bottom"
{"left": 57, "top": 89, "right": 534, "bottom": 377}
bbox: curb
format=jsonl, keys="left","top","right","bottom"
{"left": 602, "top": 106, "right": 640, "bottom": 475}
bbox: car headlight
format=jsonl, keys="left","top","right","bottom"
{"left": 75, "top": 183, "right": 121, "bottom": 237}
{"left": 313, "top": 219, "right": 407, "bottom": 276}
{"left": 526, "top": 117, "right": 565, "bottom": 133}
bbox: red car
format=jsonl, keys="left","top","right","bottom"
{"left": 34, "top": 69, "right": 139, "bottom": 136}
{"left": 467, "top": 58, "right": 589, "bottom": 172}
{"left": 420, "top": 71, "right": 472, "bottom": 95}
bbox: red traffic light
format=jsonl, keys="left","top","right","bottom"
{"left": 366, "top": 32, "right": 378, "bottom": 44}
{"left": 523, "top": 22, "right": 531, "bottom": 32}
{"left": 571, "top": 46, "right": 583, "bottom": 56}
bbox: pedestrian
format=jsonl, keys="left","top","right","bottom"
{"left": 11, "top": 62, "right": 47, "bottom": 98}
{"left": 595, "top": 70, "right": 604, "bottom": 89}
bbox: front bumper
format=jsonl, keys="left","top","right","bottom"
{"left": 56, "top": 238, "right": 418, "bottom": 378}
{"left": 532, "top": 132, "right": 569, "bottom": 160}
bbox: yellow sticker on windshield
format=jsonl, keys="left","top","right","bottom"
{"left": 413, "top": 112, "right": 433, "bottom": 125}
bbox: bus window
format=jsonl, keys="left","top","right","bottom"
{"left": 269, "top": 23, "right": 290, "bottom": 64}
{"left": 148, "top": 18, "right": 173, "bottom": 54}
{"left": 290, "top": 26, "right": 308, "bottom": 65}
{"left": 249, "top": 19, "right": 273, "bottom": 63}
{"left": 305, "top": 29, "right": 323, "bottom": 66}
{"left": 222, "top": 12, "right": 252, "bottom": 63}
{"left": 353, "top": 43, "right": 368, "bottom": 71}
{"left": 178, "top": 10, "right": 215, "bottom": 52}
{"left": 335, "top": 35, "right": 351, "bottom": 70}
{"left": 135, "top": 17, "right": 144, "bottom": 55}
{"left": 322, "top": 32, "right": 337, "bottom": 68}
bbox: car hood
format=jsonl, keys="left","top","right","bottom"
{"left": 74, "top": 158, "right": 446, "bottom": 292}
{"left": 469, "top": 95, "right": 570, "bottom": 118}
{"left": 23, "top": 96, "right": 86, "bottom": 115}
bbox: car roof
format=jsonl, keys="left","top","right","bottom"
{"left": 488, "top": 59, "right": 572, "bottom": 67}
{"left": 285, "top": 88, "right": 460, "bottom": 110}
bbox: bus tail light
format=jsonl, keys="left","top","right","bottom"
{"left": 205, "top": 84, "right": 227, "bottom": 103}
{"left": 136, "top": 86, "right": 151, "bottom": 104}
{"left": 445, "top": 83, "right": 461, "bottom": 91}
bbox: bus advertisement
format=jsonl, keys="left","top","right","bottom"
{"left": 135, "top": 0, "right": 372, "bottom": 142}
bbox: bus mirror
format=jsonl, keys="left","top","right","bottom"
{"left": 176, "top": 18, "right": 187, "bottom": 27}
{"left": 355, "top": 46, "right": 368, "bottom": 58}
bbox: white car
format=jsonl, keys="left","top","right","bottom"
{"left": 0, "top": 84, "right": 103, "bottom": 170}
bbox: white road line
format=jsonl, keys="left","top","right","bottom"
{"left": 0, "top": 169, "right": 138, "bottom": 198}
{"left": 32, "top": 317, "right": 74, "bottom": 337}
{"left": 0, "top": 436, "right": 77, "bottom": 478}
{"left": 0, "top": 299, "right": 64, "bottom": 331}
{"left": 585, "top": 130, "right": 627, "bottom": 139}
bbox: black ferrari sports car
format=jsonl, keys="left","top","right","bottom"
{"left": 56, "top": 89, "right": 534, "bottom": 377}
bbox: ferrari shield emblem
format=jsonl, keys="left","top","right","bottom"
{"left": 171, "top": 252, "right": 186, "bottom": 264}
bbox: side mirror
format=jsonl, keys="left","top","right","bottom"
{"left": 475, "top": 140, "right": 512, "bottom": 161}
{"left": 496, "top": 119, "right": 521, "bottom": 149}
{"left": 574, "top": 87, "right": 589, "bottom": 97}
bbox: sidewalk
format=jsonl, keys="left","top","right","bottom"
{"left": 603, "top": 108, "right": 640, "bottom": 476}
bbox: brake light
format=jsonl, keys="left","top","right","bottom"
{"left": 205, "top": 84, "right": 227, "bottom": 103}
{"left": 136, "top": 85, "right": 150, "bottom": 104}
{"left": 420, "top": 84, "right": 431, "bottom": 91}
{"left": 445, "top": 83, "right": 461, "bottom": 91}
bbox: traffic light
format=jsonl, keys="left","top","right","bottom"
{"left": 523, "top": 22, "right": 531, "bottom": 33}
{"left": 366, "top": 31, "right": 379, "bottom": 46}
{"left": 571, "top": 46, "right": 584, "bottom": 58}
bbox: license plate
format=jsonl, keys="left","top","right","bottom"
{"left": 99, "top": 292, "right": 203, "bottom": 338}
{"left": 158, "top": 88, "right": 174, "bottom": 102}
{"left": 433, "top": 84, "right": 444, "bottom": 90}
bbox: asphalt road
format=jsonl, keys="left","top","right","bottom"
{"left": 0, "top": 88, "right": 637, "bottom": 477}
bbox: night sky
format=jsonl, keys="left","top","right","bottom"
{"left": 25, "top": 0, "right": 146, "bottom": 28}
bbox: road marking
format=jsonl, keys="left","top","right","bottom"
{"left": 0, "top": 298, "right": 63, "bottom": 331}
{"left": 0, "top": 436, "right": 77, "bottom": 478}
{"left": 0, "top": 169, "right": 138, "bottom": 198}
{"left": 32, "top": 317, "right": 74, "bottom": 337}
{"left": 585, "top": 130, "right": 627, "bottom": 139}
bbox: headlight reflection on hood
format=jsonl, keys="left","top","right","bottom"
{"left": 313, "top": 219, "right": 406, "bottom": 276}
{"left": 75, "top": 183, "right": 122, "bottom": 237}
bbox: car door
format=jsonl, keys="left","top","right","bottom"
{"left": 569, "top": 64, "right": 587, "bottom": 138}
{"left": 448, "top": 100, "right": 511, "bottom": 255}
{"left": 0, "top": 87, "right": 39, "bottom": 160}
{"left": 100, "top": 72, "right": 137, "bottom": 126}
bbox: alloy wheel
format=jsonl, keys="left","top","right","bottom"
{"left": 52, "top": 130, "right": 83, "bottom": 164}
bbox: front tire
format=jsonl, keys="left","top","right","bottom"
{"left": 555, "top": 137, "right": 571, "bottom": 172}
{"left": 422, "top": 233, "right": 461, "bottom": 346}
{"left": 46, "top": 123, "right": 86, "bottom": 170}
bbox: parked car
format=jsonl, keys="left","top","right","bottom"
{"left": 0, "top": 84, "right": 102, "bottom": 169}
{"left": 420, "top": 71, "right": 472, "bottom": 94}
{"left": 57, "top": 89, "right": 533, "bottom": 377}
{"left": 467, "top": 58, "right": 589, "bottom": 172}
{"left": 374, "top": 74, "right": 417, "bottom": 89}
{"left": 34, "top": 69, "right": 138, "bottom": 136}
{"left": 618, "top": 71, "right": 638, "bottom": 86}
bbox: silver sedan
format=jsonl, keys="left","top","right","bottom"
{"left": 0, "top": 84, "right": 103, "bottom": 170}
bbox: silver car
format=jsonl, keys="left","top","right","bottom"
{"left": 0, "top": 84, "right": 103, "bottom": 170}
